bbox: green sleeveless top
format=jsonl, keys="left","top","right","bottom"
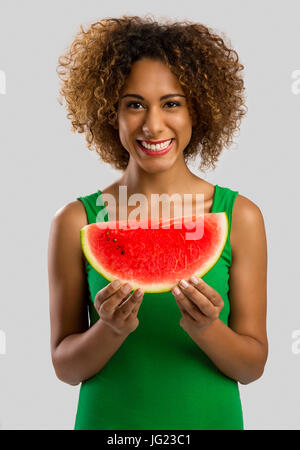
{"left": 74, "top": 184, "right": 244, "bottom": 430}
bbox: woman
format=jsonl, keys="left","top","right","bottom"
{"left": 48, "top": 15, "right": 268, "bottom": 430}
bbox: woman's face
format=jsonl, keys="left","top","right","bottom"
{"left": 116, "top": 58, "right": 194, "bottom": 173}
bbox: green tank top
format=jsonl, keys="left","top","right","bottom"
{"left": 74, "top": 184, "right": 244, "bottom": 430}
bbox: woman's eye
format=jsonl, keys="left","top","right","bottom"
{"left": 127, "top": 102, "right": 143, "bottom": 109}
{"left": 126, "top": 101, "right": 180, "bottom": 109}
{"left": 165, "top": 101, "right": 180, "bottom": 108}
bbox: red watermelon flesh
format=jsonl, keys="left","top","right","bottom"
{"left": 80, "top": 214, "right": 228, "bottom": 293}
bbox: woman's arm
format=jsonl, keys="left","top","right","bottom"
{"left": 172, "top": 195, "right": 268, "bottom": 384}
{"left": 48, "top": 201, "right": 128, "bottom": 386}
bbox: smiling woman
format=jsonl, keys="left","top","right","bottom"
{"left": 56, "top": 14, "right": 247, "bottom": 173}
{"left": 49, "top": 14, "right": 268, "bottom": 432}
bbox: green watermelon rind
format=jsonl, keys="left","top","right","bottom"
{"left": 80, "top": 212, "right": 229, "bottom": 293}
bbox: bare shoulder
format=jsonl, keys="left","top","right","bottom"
{"left": 51, "top": 200, "right": 89, "bottom": 240}
{"left": 50, "top": 200, "right": 88, "bottom": 264}
{"left": 231, "top": 193, "right": 267, "bottom": 255}
{"left": 53, "top": 200, "right": 88, "bottom": 227}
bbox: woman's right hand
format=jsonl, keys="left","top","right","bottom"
{"left": 94, "top": 280, "right": 144, "bottom": 337}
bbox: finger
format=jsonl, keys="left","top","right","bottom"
{"left": 94, "top": 279, "right": 123, "bottom": 311}
{"left": 129, "top": 289, "right": 144, "bottom": 315}
{"left": 175, "top": 296, "right": 197, "bottom": 322}
{"left": 188, "top": 277, "right": 224, "bottom": 308}
{"left": 116, "top": 289, "right": 144, "bottom": 320}
{"left": 99, "top": 283, "right": 133, "bottom": 317}
{"left": 119, "top": 292, "right": 132, "bottom": 306}
{"left": 177, "top": 280, "right": 218, "bottom": 318}
{"left": 173, "top": 287, "right": 204, "bottom": 321}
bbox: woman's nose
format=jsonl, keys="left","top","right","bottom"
{"left": 142, "top": 107, "right": 164, "bottom": 137}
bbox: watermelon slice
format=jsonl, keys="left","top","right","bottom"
{"left": 80, "top": 214, "right": 228, "bottom": 293}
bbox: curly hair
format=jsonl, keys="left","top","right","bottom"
{"left": 57, "top": 14, "right": 247, "bottom": 172}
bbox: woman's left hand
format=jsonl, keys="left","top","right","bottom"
{"left": 171, "top": 276, "right": 224, "bottom": 334}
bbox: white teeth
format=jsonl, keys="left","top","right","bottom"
{"left": 139, "top": 139, "right": 172, "bottom": 151}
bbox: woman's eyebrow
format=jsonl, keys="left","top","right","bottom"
{"left": 121, "top": 93, "right": 186, "bottom": 100}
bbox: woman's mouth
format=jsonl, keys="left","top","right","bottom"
{"left": 136, "top": 139, "right": 175, "bottom": 156}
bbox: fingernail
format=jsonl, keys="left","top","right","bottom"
{"left": 122, "top": 283, "right": 132, "bottom": 294}
{"left": 112, "top": 279, "right": 121, "bottom": 289}
{"left": 190, "top": 276, "right": 199, "bottom": 284}
{"left": 172, "top": 286, "right": 181, "bottom": 296}
{"left": 179, "top": 279, "right": 189, "bottom": 288}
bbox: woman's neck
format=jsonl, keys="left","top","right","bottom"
{"left": 117, "top": 160, "right": 203, "bottom": 199}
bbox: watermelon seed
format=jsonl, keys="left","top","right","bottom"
{"left": 121, "top": 250, "right": 125, "bottom": 254}
{"left": 113, "top": 238, "right": 117, "bottom": 242}
{"left": 106, "top": 230, "right": 109, "bottom": 234}
{"left": 116, "top": 245, "right": 120, "bottom": 249}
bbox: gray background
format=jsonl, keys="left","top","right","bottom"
{"left": 0, "top": 0, "right": 299, "bottom": 430}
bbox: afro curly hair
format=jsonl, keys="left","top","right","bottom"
{"left": 57, "top": 14, "right": 247, "bottom": 172}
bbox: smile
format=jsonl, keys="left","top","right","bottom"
{"left": 136, "top": 139, "right": 175, "bottom": 156}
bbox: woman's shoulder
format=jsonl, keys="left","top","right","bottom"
{"left": 231, "top": 193, "right": 266, "bottom": 253}
{"left": 212, "top": 181, "right": 264, "bottom": 224}
{"left": 52, "top": 200, "right": 89, "bottom": 234}
{"left": 233, "top": 193, "right": 264, "bottom": 223}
